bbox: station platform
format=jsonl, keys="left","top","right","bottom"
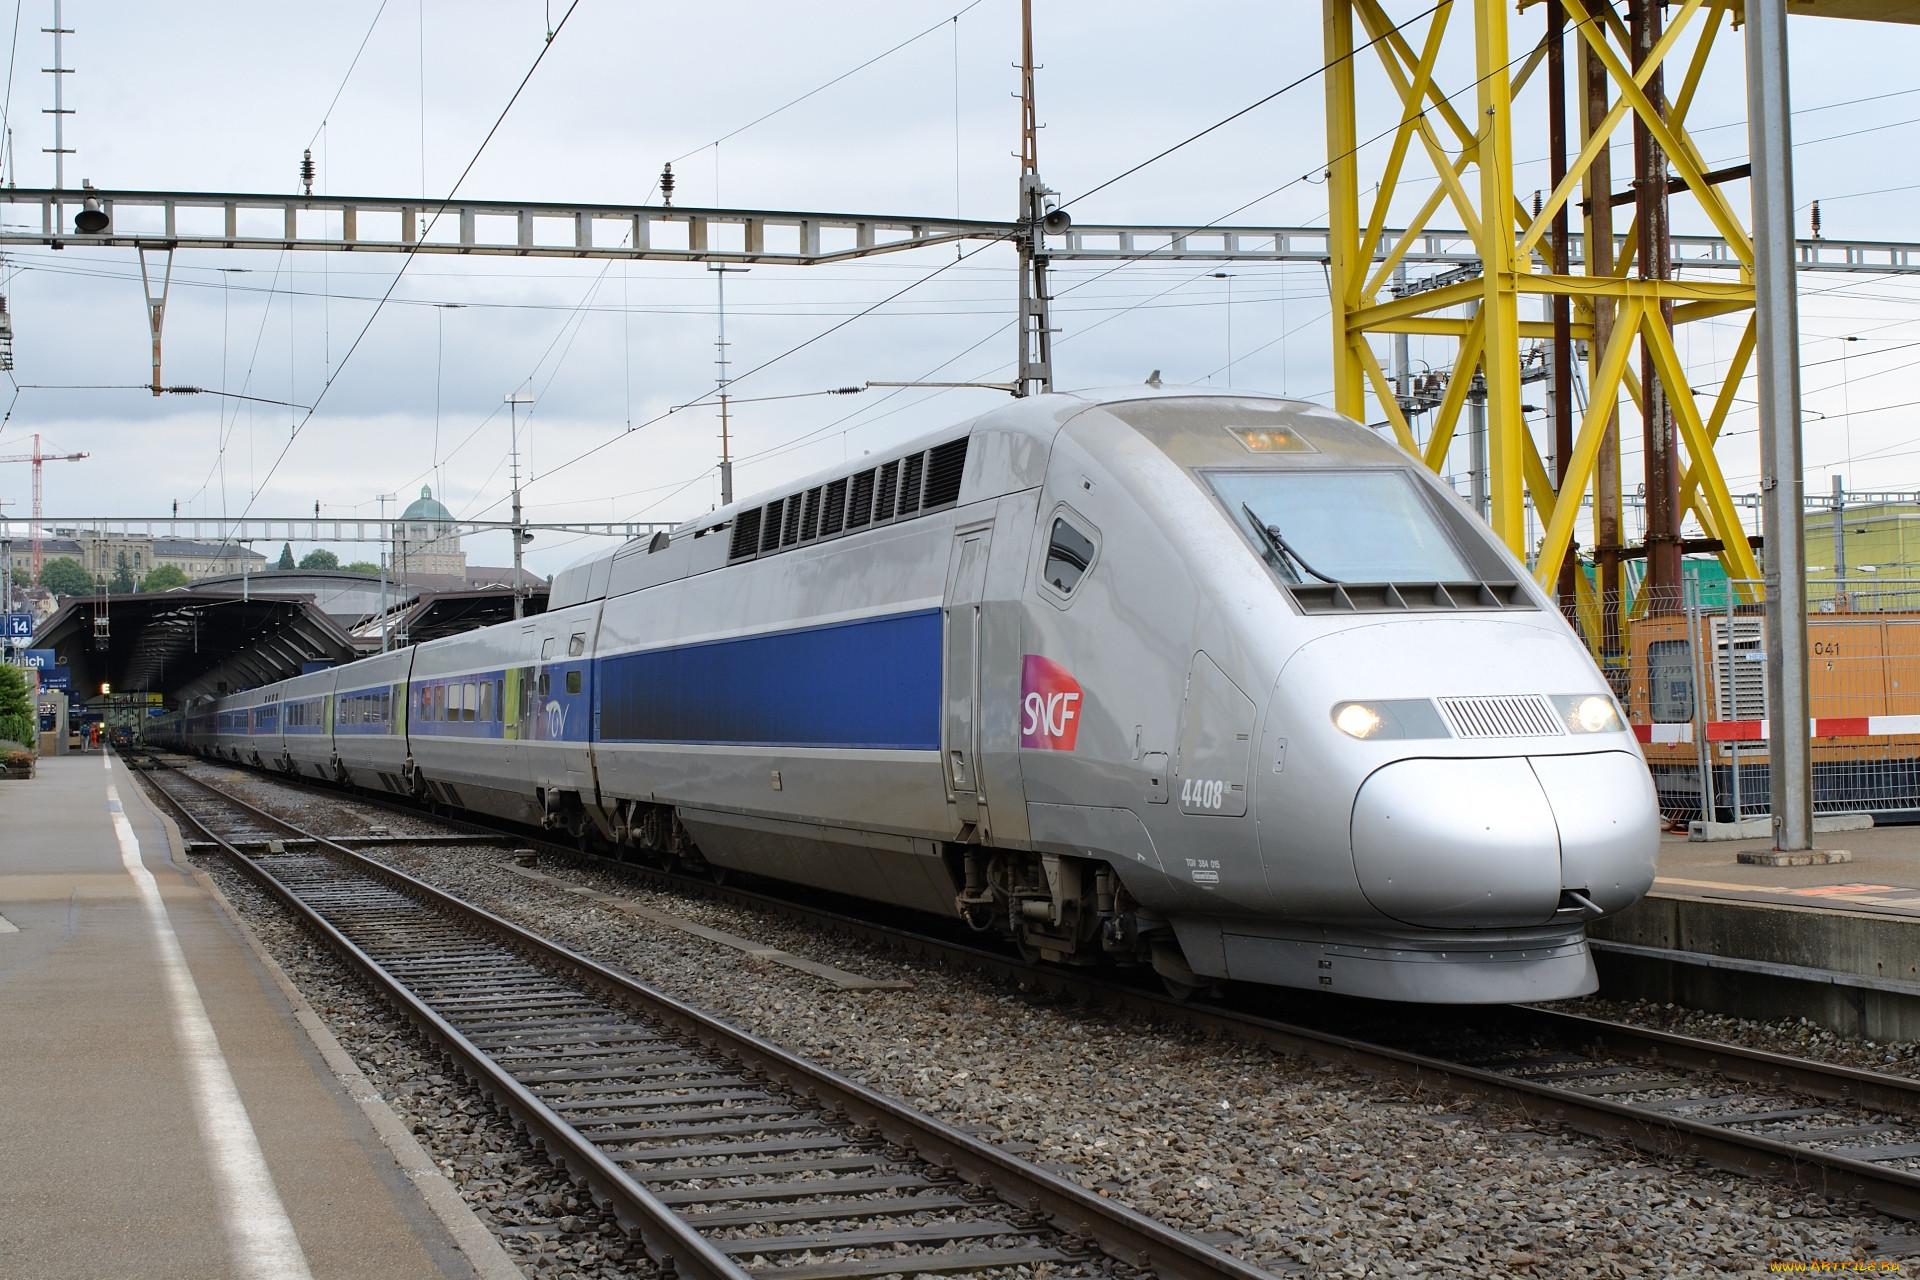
{"left": 0, "top": 753, "right": 507, "bottom": 1279}
{"left": 1590, "top": 823, "right": 1920, "bottom": 1040}
{"left": 1653, "top": 822, "right": 1920, "bottom": 917}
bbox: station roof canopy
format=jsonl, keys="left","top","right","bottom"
{"left": 32, "top": 589, "right": 362, "bottom": 705}
{"left": 350, "top": 585, "right": 548, "bottom": 648}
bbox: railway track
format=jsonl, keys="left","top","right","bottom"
{"left": 135, "top": 759, "right": 1273, "bottom": 1280}
{"left": 142, "top": 753, "right": 1920, "bottom": 1226}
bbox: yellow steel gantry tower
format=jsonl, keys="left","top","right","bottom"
{"left": 1322, "top": 0, "right": 1765, "bottom": 627}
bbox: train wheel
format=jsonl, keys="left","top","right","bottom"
{"left": 1151, "top": 942, "right": 1209, "bottom": 1002}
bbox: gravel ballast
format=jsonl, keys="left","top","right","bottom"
{"left": 187, "top": 844, "right": 656, "bottom": 1280}
{"left": 178, "top": 765, "right": 1920, "bottom": 1276}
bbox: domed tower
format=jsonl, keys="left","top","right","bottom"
{"left": 393, "top": 484, "right": 466, "bottom": 582}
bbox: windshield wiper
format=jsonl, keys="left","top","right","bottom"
{"left": 1242, "top": 503, "right": 1341, "bottom": 584}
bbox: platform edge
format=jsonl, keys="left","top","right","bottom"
{"left": 118, "top": 759, "right": 526, "bottom": 1280}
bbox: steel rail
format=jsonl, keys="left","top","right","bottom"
{"left": 138, "top": 767, "right": 751, "bottom": 1280}
{"left": 136, "top": 758, "right": 1278, "bottom": 1280}
{"left": 145, "top": 752, "right": 1920, "bottom": 1221}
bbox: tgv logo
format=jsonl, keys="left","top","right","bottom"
{"left": 1020, "top": 654, "right": 1083, "bottom": 751}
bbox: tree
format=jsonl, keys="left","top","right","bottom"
{"left": 342, "top": 561, "right": 380, "bottom": 576}
{"left": 141, "top": 563, "right": 190, "bottom": 593}
{"left": 275, "top": 542, "right": 295, "bottom": 570}
{"left": 298, "top": 549, "right": 339, "bottom": 571}
{"left": 38, "top": 557, "right": 92, "bottom": 597}
{"left": 0, "top": 661, "right": 32, "bottom": 749}
{"left": 109, "top": 552, "right": 137, "bottom": 594}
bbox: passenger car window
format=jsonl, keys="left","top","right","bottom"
{"left": 1043, "top": 518, "right": 1096, "bottom": 596}
{"left": 566, "top": 670, "right": 582, "bottom": 695}
{"left": 541, "top": 637, "right": 554, "bottom": 660}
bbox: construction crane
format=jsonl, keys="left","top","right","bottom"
{"left": 0, "top": 432, "right": 89, "bottom": 583}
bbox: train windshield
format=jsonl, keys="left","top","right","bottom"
{"left": 1210, "top": 469, "right": 1472, "bottom": 585}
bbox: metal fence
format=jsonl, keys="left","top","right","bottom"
{"left": 1569, "top": 577, "right": 1920, "bottom": 825}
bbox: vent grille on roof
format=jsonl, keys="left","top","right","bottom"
{"left": 821, "top": 478, "right": 848, "bottom": 535}
{"left": 760, "top": 497, "right": 785, "bottom": 553}
{"left": 899, "top": 454, "right": 924, "bottom": 514}
{"left": 1437, "top": 694, "right": 1563, "bottom": 739}
{"left": 924, "top": 437, "right": 968, "bottom": 508}
{"left": 729, "top": 508, "right": 762, "bottom": 560}
{"left": 847, "top": 469, "right": 876, "bottom": 528}
{"left": 724, "top": 434, "right": 969, "bottom": 563}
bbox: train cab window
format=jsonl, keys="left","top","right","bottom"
{"left": 568, "top": 633, "right": 586, "bottom": 656}
{"left": 1043, "top": 517, "right": 1097, "bottom": 597}
{"left": 1648, "top": 640, "right": 1694, "bottom": 723}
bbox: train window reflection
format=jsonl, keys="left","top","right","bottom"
{"left": 1211, "top": 470, "right": 1471, "bottom": 584}
{"left": 1044, "top": 518, "right": 1096, "bottom": 595}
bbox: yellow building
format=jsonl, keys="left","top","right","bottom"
{"left": 1804, "top": 496, "right": 1920, "bottom": 611}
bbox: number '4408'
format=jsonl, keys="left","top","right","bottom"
{"left": 1181, "top": 778, "right": 1227, "bottom": 810}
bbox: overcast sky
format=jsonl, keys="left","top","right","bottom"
{"left": 0, "top": 1, "right": 1916, "bottom": 574}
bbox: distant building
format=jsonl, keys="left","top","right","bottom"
{"left": 393, "top": 485, "right": 466, "bottom": 582}
{"left": 1803, "top": 495, "right": 1920, "bottom": 610}
{"left": 8, "top": 533, "right": 265, "bottom": 586}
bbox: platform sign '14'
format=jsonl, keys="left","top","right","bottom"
{"left": 3, "top": 614, "right": 31, "bottom": 642}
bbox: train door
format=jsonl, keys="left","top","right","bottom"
{"left": 561, "top": 615, "right": 597, "bottom": 796}
{"left": 944, "top": 526, "right": 993, "bottom": 830}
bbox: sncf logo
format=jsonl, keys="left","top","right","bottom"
{"left": 1020, "top": 654, "right": 1083, "bottom": 751}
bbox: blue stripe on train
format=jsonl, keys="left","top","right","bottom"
{"left": 596, "top": 609, "right": 942, "bottom": 750}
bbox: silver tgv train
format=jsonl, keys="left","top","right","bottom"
{"left": 162, "top": 387, "right": 1659, "bottom": 1003}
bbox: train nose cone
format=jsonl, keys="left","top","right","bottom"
{"left": 1350, "top": 751, "right": 1660, "bottom": 927}
{"left": 1351, "top": 757, "right": 1562, "bottom": 926}
{"left": 1532, "top": 750, "right": 1660, "bottom": 914}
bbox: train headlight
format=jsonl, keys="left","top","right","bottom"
{"left": 1333, "top": 702, "right": 1385, "bottom": 739}
{"left": 1553, "top": 693, "right": 1623, "bottom": 734}
{"left": 1330, "top": 699, "right": 1452, "bottom": 740}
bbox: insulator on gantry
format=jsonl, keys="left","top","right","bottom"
{"left": 300, "top": 149, "right": 315, "bottom": 196}
{"left": 660, "top": 162, "right": 674, "bottom": 208}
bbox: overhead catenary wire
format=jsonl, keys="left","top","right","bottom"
{"left": 213, "top": 0, "right": 585, "bottom": 553}
{"left": 1058, "top": 0, "right": 1445, "bottom": 215}
{"left": 668, "top": 1, "right": 985, "bottom": 166}
{"left": 305, "top": 0, "right": 392, "bottom": 154}
{"left": 523, "top": 232, "right": 1013, "bottom": 493}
